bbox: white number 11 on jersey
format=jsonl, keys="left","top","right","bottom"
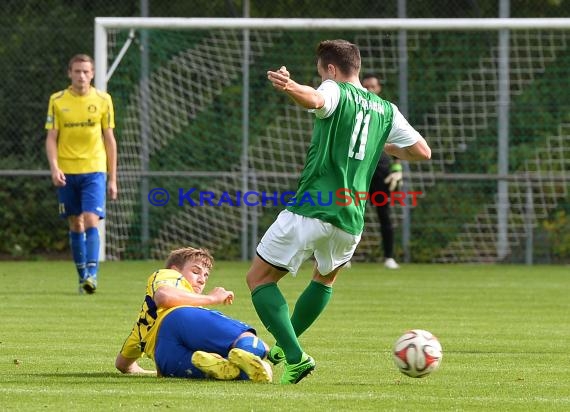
{"left": 348, "top": 111, "right": 370, "bottom": 160}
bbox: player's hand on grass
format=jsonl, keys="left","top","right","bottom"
{"left": 125, "top": 362, "right": 156, "bottom": 375}
{"left": 116, "top": 354, "right": 156, "bottom": 375}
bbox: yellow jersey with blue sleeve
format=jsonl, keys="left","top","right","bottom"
{"left": 119, "top": 269, "right": 196, "bottom": 361}
{"left": 45, "top": 86, "right": 115, "bottom": 174}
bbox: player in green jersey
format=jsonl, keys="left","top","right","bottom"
{"left": 245, "top": 39, "right": 431, "bottom": 384}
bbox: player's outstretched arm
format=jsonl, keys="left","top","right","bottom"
{"left": 153, "top": 285, "right": 234, "bottom": 309}
{"left": 267, "top": 66, "right": 325, "bottom": 110}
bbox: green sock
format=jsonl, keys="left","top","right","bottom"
{"left": 291, "top": 280, "right": 333, "bottom": 337}
{"left": 251, "top": 283, "right": 303, "bottom": 363}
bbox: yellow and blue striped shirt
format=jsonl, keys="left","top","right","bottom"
{"left": 119, "top": 269, "right": 197, "bottom": 361}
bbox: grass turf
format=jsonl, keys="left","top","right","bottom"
{"left": 1, "top": 261, "right": 569, "bottom": 411}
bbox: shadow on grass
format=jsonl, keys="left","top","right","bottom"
{"left": 31, "top": 372, "right": 154, "bottom": 379}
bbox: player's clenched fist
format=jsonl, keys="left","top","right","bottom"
{"left": 208, "top": 286, "right": 235, "bottom": 305}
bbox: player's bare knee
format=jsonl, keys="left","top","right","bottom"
{"left": 312, "top": 270, "right": 337, "bottom": 286}
{"left": 82, "top": 212, "right": 100, "bottom": 228}
{"left": 246, "top": 267, "right": 269, "bottom": 290}
{"left": 246, "top": 271, "right": 260, "bottom": 291}
{"left": 68, "top": 215, "right": 84, "bottom": 232}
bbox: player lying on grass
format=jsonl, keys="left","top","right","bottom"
{"left": 115, "top": 247, "right": 273, "bottom": 382}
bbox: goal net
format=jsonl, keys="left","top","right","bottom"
{"left": 96, "top": 18, "right": 570, "bottom": 262}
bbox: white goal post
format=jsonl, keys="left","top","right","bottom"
{"left": 94, "top": 17, "right": 570, "bottom": 263}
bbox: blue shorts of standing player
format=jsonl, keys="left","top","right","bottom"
{"left": 57, "top": 172, "right": 106, "bottom": 294}
{"left": 57, "top": 172, "right": 106, "bottom": 219}
{"left": 155, "top": 307, "right": 273, "bottom": 382}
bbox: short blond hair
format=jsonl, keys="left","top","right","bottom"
{"left": 165, "top": 247, "right": 214, "bottom": 270}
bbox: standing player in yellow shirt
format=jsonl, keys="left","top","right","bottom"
{"left": 45, "top": 54, "right": 118, "bottom": 294}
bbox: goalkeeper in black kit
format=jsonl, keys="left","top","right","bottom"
{"left": 362, "top": 73, "right": 403, "bottom": 269}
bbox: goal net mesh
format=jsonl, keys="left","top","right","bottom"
{"left": 104, "top": 25, "right": 570, "bottom": 262}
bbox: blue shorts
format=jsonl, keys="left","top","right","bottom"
{"left": 57, "top": 172, "right": 106, "bottom": 218}
{"left": 154, "top": 306, "right": 255, "bottom": 379}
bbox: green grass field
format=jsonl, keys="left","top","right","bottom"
{"left": 1, "top": 261, "right": 569, "bottom": 411}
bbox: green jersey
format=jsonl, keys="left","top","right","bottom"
{"left": 287, "top": 81, "right": 395, "bottom": 235}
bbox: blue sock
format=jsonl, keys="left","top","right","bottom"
{"left": 234, "top": 335, "right": 268, "bottom": 358}
{"left": 69, "top": 232, "right": 86, "bottom": 281}
{"left": 85, "top": 227, "right": 100, "bottom": 278}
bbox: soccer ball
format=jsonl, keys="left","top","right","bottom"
{"left": 393, "top": 329, "right": 442, "bottom": 378}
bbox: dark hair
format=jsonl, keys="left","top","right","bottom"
{"left": 316, "top": 39, "right": 361, "bottom": 76}
{"left": 68, "top": 54, "right": 94, "bottom": 71}
{"left": 362, "top": 73, "right": 380, "bottom": 82}
{"left": 165, "top": 247, "right": 214, "bottom": 270}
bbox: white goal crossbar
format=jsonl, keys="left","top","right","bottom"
{"left": 95, "top": 17, "right": 570, "bottom": 91}
{"left": 95, "top": 17, "right": 570, "bottom": 31}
